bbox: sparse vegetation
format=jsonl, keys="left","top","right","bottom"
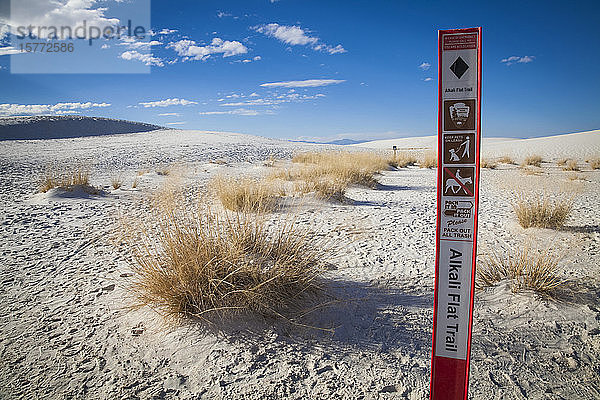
{"left": 557, "top": 158, "right": 569, "bottom": 167}
{"left": 210, "top": 175, "right": 283, "bottom": 213}
{"left": 567, "top": 173, "right": 586, "bottom": 181}
{"left": 132, "top": 178, "right": 139, "bottom": 188}
{"left": 497, "top": 155, "right": 515, "bottom": 164}
{"left": 291, "top": 151, "right": 390, "bottom": 188}
{"left": 522, "top": 155, "right": 543, "bottom": 167}
{"left": 480, "top": 159, "right": 497, "bottom": 169}
{"left": 392, "top": 152, "right": 418, "bottom": 168}
{"left": 420, "top": 151, "right": 437, "bottom": 169}
{"left": 477, "top": 246, "right": 565, "bottom": 296}
{"left": 111, "top": 176, "right": 123, "bottom": 189}
{"left": 127, "top": 207, "right": 329, "bottom": 325}
{"left": 40, "top": 167, "right": 92, "bottom": 193}
{"left": 295, "top": 177, "right": 347, "bottom": 202}
{"left": 513, "top": 192, "right": 573, "bottom": 229}
{"left": 563, "top": 159, "right": 580, "bottom": 171}
{"left": 586, "top": 157, "right": 600, "bottom": 169}
{"left": 156, "top": 166, "right": 171, "bottom": 176}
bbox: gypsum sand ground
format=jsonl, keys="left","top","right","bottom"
{"left": 0, "top": 129, "right": 599, "bottom": 399}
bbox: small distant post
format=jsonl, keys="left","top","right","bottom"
{"left": 393, "top": 145, "right": 397, "bottom": 159}
{"left": 430, "top": 27, "right": 482, "bottom": 400}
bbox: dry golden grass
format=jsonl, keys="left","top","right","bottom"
{"left": 556, "top": 158, "right": 569, "bottom": 167}
{"left": 111, "top": 176, "right": 123, "bottom": 189}
{"left": 40, "top": 167, "right": 91, "bottom": 193}
{"left": 497, "top": 155, "right": 515, "bottom": 164}
{"left": 295, "top": 178, "right": 347, "bottom": 202}
{"left": 392, "top": 152, "right": 418, "bottom": 168}
{"left": 562, "top": 159, "right": 580, "bottom": 171}
{"left": 477, "top": 246, "right": 565, "bottom": 296}
{"left": 522, "top": 155, "right": 543, "bottom": 167}
{"left": 513, "top": 192, "right": 574, "bottom": 229}
{"left": 132, "top": 178, "right": 139, "bottom": 189}
{"left": 586, "top": 157, "right": 600, "bottom": 169}
{"left": 480, "top": 158, "right": 497, "bottom": 169}
{"left": 567, "top": 173, "right": 586, "bottom": 181}
{"left": 210, "top": 175, "right": 283, "bottom": 213}
{"left": 126, "top": 206, "right": 329, "bottom": 326}
{"left": 156, "top": 166, "right": 171, "bottom": 176}
{"left": 420, "top": 151, "right": 437, "bottom": 169}
{"left": 291, "top": 151, "right": 390, "bottom": 188}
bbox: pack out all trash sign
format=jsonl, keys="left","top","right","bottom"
{"left": 430, "top": 27, "right": 482, "bottom": 400}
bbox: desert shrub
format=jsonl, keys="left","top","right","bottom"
{"left": 156, "top": 166, "right": 170, "bottom": 176}
{"left": 566, "top": 173, "right": 586, "bottom": 181}
{"left": 477, "top": 247, "right": 564, "bottom": 296}
{"left": 291, "top": 151, "right": 389, "bottom": 188}
{"left": 497, "top": 156, "right": 515, "bottom": 164}
{"left": 127, "top": 207, "right": 329, "bottom": 325}
{"left": 393, "top": 152, "right": 418, "bottom": 168}
{"left": 522, "top": 155, "right": 543, "bottom": 167}
{"left": 513, "top": 192, "right": 573, "bottom": 229}
{"left": 111, "top": 176, "right": 123, "bottom": 189}
{"left": 295, "top": 178, "right": 347, "bottom": 202}
{"left": 40, "top": 167, "right": 92, "bottom": 193}
{"left": 420, "top": 151, "right": 437, "bottom": 169}
{"left": 210, "top": 175, "right": 283, "bottom": 213}
{"left": 480, "top": 159, "right": 497, "bottom": 169}
{"left": 562, "top": 160, "right": 580, "bottom": 171}
{"left": 556, "top": 158, "right": 569, "bottom": 167}
{"left": 585, "top": 157, "right": 600, "bottom": 169}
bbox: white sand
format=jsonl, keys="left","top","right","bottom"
{"left": 0, "top": 129, "right": 599, "bottom": 399}
{"left": 354, "top": 129, "right": 600, "bottom": 162}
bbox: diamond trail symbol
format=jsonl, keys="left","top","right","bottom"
{"left": 450, "top": 57, "right": 469, "bottom": 79}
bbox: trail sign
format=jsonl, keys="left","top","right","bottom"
{"left": 431, "top": 27, "right": 482, "bottom": 400}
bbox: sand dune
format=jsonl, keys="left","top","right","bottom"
{"left": 0, "top": 128, "right": 599, "bottom": 399}
{"left": 354, "top": 129, "right": 600, "bottom": 161}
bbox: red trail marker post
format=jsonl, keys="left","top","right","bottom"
{"left": 430, "top": 27, "right": 482, "bottom": 400}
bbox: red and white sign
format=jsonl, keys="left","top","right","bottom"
{"left": 431, "top": 27, "right": 482, "bottom": 400}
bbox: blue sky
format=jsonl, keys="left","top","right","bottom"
{"left": 1, "top": 0, "right": 599, "bottom": 141}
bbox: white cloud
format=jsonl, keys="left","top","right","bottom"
{"left": 254, "top": 23, "right": 346, "bottom": 54}
{"left": 253, "top": 56, "right": 261, "bottom": 61}
{"left": 158, "top": 112, "right": 181, "bottom": 116}
{"left": 157, "top": 29, "right": 177, "bottom": 35}
{"left": 199, "top": 108, "right": 264, "bottom": 116}
{"left": 120, "top": 50, "right": 164, "bottom": 67}
{"left": 217, "top": 11, "right": 233, "bottom": 18}
{"left": 168, "top": 37, "right": 247, "bottom": 60}
{"left": 260, "top": 79, "right": 345, "bottom": 88}
{"left": 119, "top": 37, "right": 162, "bottom": 50}
{"left": 423, "top": 77, "right": 433, "bottom": 82}
{"left": 138, "top": 98, "right": 198, "bottom": 108}
{"left": 221, "top": 99, "right": 283, "bottom": 107}
{"left": 0, "top": 101, "right": 110, "bottom": 116}
{"left": 501, "top": 55, "right": 535, "bottom": 66}
{"left": 166, "top": 121, "right": 186, "bottom": 125}
{"left": 419, "top": 62, "right": 431, "bottom": 71}
{"left": 4, "top": 0, "right": 120, "bottom": 40}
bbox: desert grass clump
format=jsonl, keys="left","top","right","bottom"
{"left": 128, "top": 208, "right": 328, "bottom": 325}
{"left": 477, "top": 247, "right": 565, "bottom": 296}
{"left": 522, "top": 155, "right": 543, "bottom": 167}
{"left": 40, "top": 167, "right": 91, "bottom": 193}
{"left": 585, "top": 157, "right": 600, "bottom": 170}
{"left": 480, "top": 158, "right": 497, "bottom": 169}
{"left": 512, "top": 192, "right": 573, "bottom": 229}
{"left": 562, "top": 159, "right": 580, "bottom": 171}
{"left": 210, "top": 175, "right": 283, "bottom": 213}
{"left": 111, "top": 176, "right": 123, "bottom": 189}
{"left": 296, "top": 177, "right": 347, "bottom": 202}
{"left": 420, "top": 151, "right": 438, "bottom": 169}
{"left": 291, "top": 151, "right": 390, "bottom": 188}
{"left": 392, "top": 152, "right": 418, "bottom": 168}
{"left": 497, "top": 155, "right": 515, "bottom": 164}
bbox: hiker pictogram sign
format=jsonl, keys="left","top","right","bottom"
{"left": 444, "top": 133, "right": 475, "bottom": 164}
{"left": 431, "top": 27, "right": 481, "bottom": 400}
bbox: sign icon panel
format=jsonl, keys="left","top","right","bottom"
{"left": 450, "top": 56, "right": 469, "bottom": 79}
{"left": 444, "top": 133, "right": 475, "bottom": 164}
{"left": 443, "top": 167, "right": 474, "bottom": 197}
{"left": 444, "top": 99, "right": 476, "bottom": 131}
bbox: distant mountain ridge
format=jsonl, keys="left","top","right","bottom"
{"left": 0, "top": 115, "right": 166, "bottom": 140}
